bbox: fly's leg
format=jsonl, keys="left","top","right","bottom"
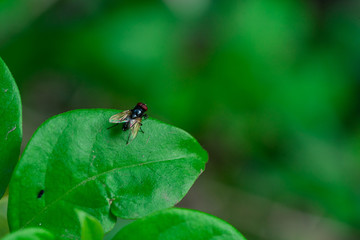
{"left": 143, "top": 114, "right": 148, "bottom": 120}
{"left": 139, "top": 122, "right": 144, "bottom": 133}
{"left": 107, "top": 123, "right": 119, "bottom": 130}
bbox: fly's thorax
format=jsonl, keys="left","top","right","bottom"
{"left": 131, "top": 107, "right": 145, "bottom": 119}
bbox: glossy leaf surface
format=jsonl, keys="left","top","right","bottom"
{"left": 1, "top": 228, "right": 54, "bottom": 240}
{"left": 0, "top": 57, "right": 22, "bottom": 198}
{"left": 8, "top": 109, "right": 207, "bottom": 239}
{"left": 113, "top": 208, "right": 246, "bottom": 240}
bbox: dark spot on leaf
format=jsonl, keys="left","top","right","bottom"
{"left": 37, "top": 190, "right": 44, "bottom": 198}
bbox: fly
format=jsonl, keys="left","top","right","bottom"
{"left": 108, "top": 103, "right": 148, "bottom": 144}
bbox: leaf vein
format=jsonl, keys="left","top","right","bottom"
{"left": 23, "top": 155, "right": 192, "bottom": 228}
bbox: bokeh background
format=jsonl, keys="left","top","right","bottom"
{"left": 0, "top": 0, "right": 360, "bottom": 239}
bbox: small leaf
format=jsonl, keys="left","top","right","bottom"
{"left": 76, "top": 209, "right": 103, "bottom": 240}
{"left": 0, "top": 56, "right": 22, "bottom": 198}
{"left": 8, "top": 109, "right": 207, "bottom": 239}
{"left": 0, "top": 195, "right": 9, "bottom": 238}
{"left": 1, "top": 228, "right": 54, "bottom": 240}
{"left": 103, "top": 218, "right": 132, "bottom": 240}
{"left": 112, "top": 208, "right": 246, "bottom": 240}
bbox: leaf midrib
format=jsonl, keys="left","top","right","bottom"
{"left": 22, "top": 155, "right": 195, "bottom": 228}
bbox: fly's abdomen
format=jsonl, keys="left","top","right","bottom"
{"left": 122, "top": 122, "right": 129, "bottom": 131}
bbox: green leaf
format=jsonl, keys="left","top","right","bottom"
{"left": 76, "top": 209, "right": 103, "bottom": 240}
{"left": 1, "top": 228, "right": 54, "bottom": 240}
{"left": 0, "top": 195, "right": 9, "bottom": 238}
{"left": 112, "top": 208, "right": 246, "bottom": 240}
{"left": 0, "top": 56, "right": 22, "bottom": 198}
{"left": 8, "top": 109, "right": 207, "bottom": 239}
{"left": 103, "top": 218, "right": 132, "bottom": 240}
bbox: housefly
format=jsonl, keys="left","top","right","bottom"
{"left": 108, "top": 103, "right": 148, "bottom": 144}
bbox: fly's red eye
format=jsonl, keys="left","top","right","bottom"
{"left": 137, "top": 102, "right": 148, "bottom": 111}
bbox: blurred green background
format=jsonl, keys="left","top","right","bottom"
{"left": 1, "top": 0, "right": 360, "bottom": 239}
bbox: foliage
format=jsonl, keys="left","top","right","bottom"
{"left": 76, "top": 209, "right": 103, "bottom": 240}
{"left": 0, "top": 56, "right": 243, "bottom": 238}
{"left": 113, "top": 208, "right": 246, "bottom": 240}
{"left": 0, "top": 57, "right": 22, "bottom": 198}
{"left": 1, "top": 0, "right": 360, "bottom": 239}
{"left": 0, "top": 228, "right": 54, "bottom": 240}
{"left": 7, "top": 109, "right": 209, "bottom": 239}
{"left": 0, "top": 196, "right": 9, "bottom": 237}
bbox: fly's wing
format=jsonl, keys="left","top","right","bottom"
{"left": 109, "top": 110, "right": 131, "bottom": 123}
{"left": 127, "top": 118, "right": 142, "bottom": 144}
